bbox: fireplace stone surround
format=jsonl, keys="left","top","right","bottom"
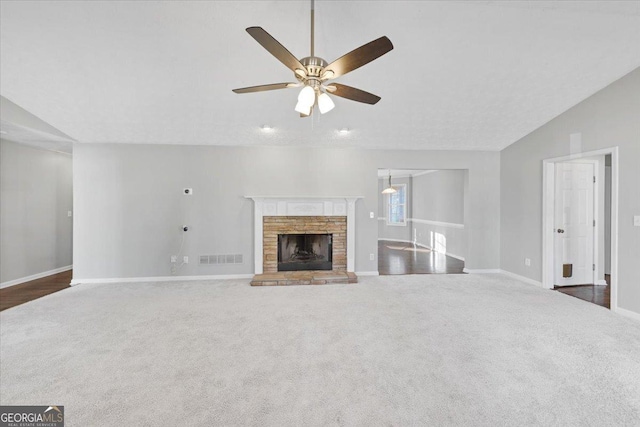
{"left": 246, "top": 197, "right": 361, "bottom": 275}
{"left": 265, "top": 217, "right": 343, "bottom": 273}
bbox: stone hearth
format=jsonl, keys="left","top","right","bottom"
{"left": 251, "top": 271, "right": 357, "bottom": 286}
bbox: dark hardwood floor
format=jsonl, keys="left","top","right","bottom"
{"left": 0, "top": 270, "right": 72, "bottom": 311}
{"left": 378, "top": 240, "right": 465, "bottom": 275}
{"left": 554, "top": 275, "right": 610, "bottom": 309}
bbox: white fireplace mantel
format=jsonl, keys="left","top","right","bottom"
{"left": 245, "top": 196, "right": 363, "bottom": 274}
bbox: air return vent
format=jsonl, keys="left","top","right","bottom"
{"left": 199, "top": 254, "right": 243, "bottom": 265}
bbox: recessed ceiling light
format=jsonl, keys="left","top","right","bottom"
{"left": 261, "top": 124, "right": 273, "bottom": 132}
{"left": 338, "top": 128, "right": 350, "bottom": 134}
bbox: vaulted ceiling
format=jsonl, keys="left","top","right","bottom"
{"left": 1, "top": 1, "right": 639, "bottom": 152}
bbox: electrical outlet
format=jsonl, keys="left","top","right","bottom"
{"left": 634, "top": 215, "right": 640, "bottom": 226}
{"left": 370, "top": 212, "right": 375, "bottom": 219}
{"left": 370, "top": 253, "right": 375, "bottom": 261}
{"left": 171, "top": 256, "right": 177, "bottom": 263}
{"left": 67, "top": 211, "right": 72, "bottom": 217}
{"left": 525, "top": 258, "right": 531, "bottom": 266}
{"left": 183, "top": 256, "right": 189, "bottom": 264}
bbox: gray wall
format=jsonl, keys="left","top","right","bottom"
{"left": 501, "top": 68, "right": 640, "bottom": 314}
{"left": 411, "top": 170, "right": 466, "bottom": 260}
{"left": 73, "top": 145, "right": 500, "bottom": 280}
{"left": 412, "top": 170, "right": 465, "bottom": 224}
{"left": 0, "top": 139, "right": 73, "bottom": 284}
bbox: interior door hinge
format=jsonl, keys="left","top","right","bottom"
{"left": 593, "top": 264, "right": 595, "bottom": 271}
{"left": 593, "top": 176, "right": 596, "bottom": 183}
{"left": 593, "top": 219, "right": 596, "bottom": 227}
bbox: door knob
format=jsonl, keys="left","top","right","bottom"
{"left": 557, "top": 229, "right": 565, "bottom": 233}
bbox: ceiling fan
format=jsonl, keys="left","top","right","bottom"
{"left": 232, "top": 0, "right": 393, "bottom": 117}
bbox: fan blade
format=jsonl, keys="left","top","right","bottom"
{"left": 232, "top": 83, "right": 298, "bottom": 94}
{"left": 327, "top": 83, "right": 381, "bottom": 105}
{"left": 246, "top": 27, "right": 306, "bottom": 75}
{"left": 321, "top": 36, "right": 393, "bottom": 80}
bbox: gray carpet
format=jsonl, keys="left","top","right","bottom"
{"left": 1, "top": 274, "right": 639, "bottom": 426}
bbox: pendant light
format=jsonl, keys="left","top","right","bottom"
{"left": 381, "top": 170, "right": 397, "bottom": 194}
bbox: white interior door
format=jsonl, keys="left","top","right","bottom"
{"left": 554, "top": 162, "right": 594, "bottom": 286}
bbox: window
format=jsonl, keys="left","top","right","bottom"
{"left": 387, "top": 184, "right": 407, "bottom": 226}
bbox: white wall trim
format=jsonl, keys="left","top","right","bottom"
{"left": 70, "top": 273, "right": 254, "bottom": 286}
{"left": 614, "top": 306, "right": 640, "bottom": 322}
{"left": 1, "top": 265, "right": 72, "bottom": 289}
{"left": 499, "top": 269, "right": 543, "bottom": 287}
{"left": 380, "top": 218, "right": 466, "bottom": 230}
{"left": 355, "top": 271, "right": 379, "bottom": 276}
{"left": 378, "top": 238, "right": 415, "bottom": 245}
{"left": 408, "top": 218, "right": 465, "bottom": 229}
{"left": 411, "top": 170, "right": 438, "bottom": 178}
{"left": 440, "top": 251, "right": 465, "bottom": 262}
{"left": 462, "top": 268, "right": 501, "bottom": 274}
{"left": 542, "top": 147, "right": 618, "bottom": 311}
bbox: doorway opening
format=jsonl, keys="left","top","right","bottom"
{"left": 542, "top": 148, "right": 617, "bottom": 310}
{"left": 377, "top": 168, "right": 467, "bottom": 275}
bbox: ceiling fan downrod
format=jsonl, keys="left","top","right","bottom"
{"left": 310, "top": 0, "right": 315, "bottom": 58}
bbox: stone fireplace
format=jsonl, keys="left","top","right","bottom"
{"left": 264, "top": 216, "right": 345, "bottom": 273}
{"left": 246, "top": 197, "right": 361, "bottom": 276}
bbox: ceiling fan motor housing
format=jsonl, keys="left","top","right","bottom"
{"left": 299, "top": 56, "right": 328, "bottom": 86}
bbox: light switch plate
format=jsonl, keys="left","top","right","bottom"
{"left": 634, "top": 215, "right": 640, "bottom": 226}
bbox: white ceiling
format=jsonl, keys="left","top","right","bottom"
{"left": 1, "top": 1, "right": 639, "bottom": 151}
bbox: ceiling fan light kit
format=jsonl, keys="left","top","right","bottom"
{"left": 232, "top": 0, "right": 393, "bottom": 117}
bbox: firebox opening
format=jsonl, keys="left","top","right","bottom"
{"left": 277, "top": 233, "right": 333, "bottom": 271}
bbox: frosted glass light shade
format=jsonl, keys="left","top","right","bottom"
{"left": 318, "top": 93, "right": 335, "bottom": 114}
{"left": 295, "top": 100, "right": 311, "bottom": 115}
{"left": 381, "top": 186, "right": 397, "bottom": 194}
{"left": 298, "top": 86, "right": 315, "bottom": 106}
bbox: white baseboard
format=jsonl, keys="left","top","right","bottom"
{"left": 443, "top": 252, "right": 465, "bottom": 262}
{"left": 499, "top": 269, "right": 543, "bottom": 287}
{"left": 408, "top": 218, "right": 465, "bottom": 229}
{"left": 614, "top": 306, "right": 640, "bottom": 322}
{"left": 355, "top": 271, "right": 379, "bottom": 276}
{"left": 70, "top": 273, "right": 254, "bottom": 286}
{"left": 1, "top": 265, "right": 72, "bottom": 289}
{"left": 462, "top": 268, "right": 501, "bottom": 274}
{"left": 378, "top": 238, "right": 465, "bottom": 261}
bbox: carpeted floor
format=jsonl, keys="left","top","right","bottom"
{"left": 1, "top": 274, "right": 639, "bottom": 426}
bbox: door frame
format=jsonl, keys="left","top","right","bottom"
{"left": 542, "top": 147, "right": 618, "bottom": 310}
